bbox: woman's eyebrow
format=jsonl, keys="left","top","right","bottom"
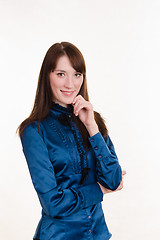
{"left": 55, "top": 69, "right": 79, "bottom": 73}
{"left": 55, "top": 70, "right": 66, "bottom": 72}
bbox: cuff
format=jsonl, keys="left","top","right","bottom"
{"left": 88, "top": 132, "right": 111, "bottom": 160}
{"left": 78, "top": 182, "right": 103, "bottom": 208}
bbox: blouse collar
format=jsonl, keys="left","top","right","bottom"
{"left": 50, "top": 101, "right": 73, "bottom": 116}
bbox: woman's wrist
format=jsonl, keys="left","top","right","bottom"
{"left": 85, "top": 122, "right": 99, "bottom": 137}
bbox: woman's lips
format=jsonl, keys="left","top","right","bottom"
{"left": 61, "top": 90, "right": 75, "bottom": 96}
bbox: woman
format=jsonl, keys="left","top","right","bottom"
{"left": 17, "top": 42, "right": 126, "bottom": 240}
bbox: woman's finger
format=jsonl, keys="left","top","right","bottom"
{"left": 72, "top": 100, "right": 83, "bottom": 115}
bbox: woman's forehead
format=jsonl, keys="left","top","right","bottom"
{"left": 54, "top": 55, "right": 80, "bottom": 73}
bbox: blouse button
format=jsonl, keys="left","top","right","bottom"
{"left": 98, "top": 154, "right": 102, "bottom": 159}
{"left": 94, "top": 146, "right": 98, "bottom": 150}
{"left": 89, "top": 229, "right": 92, "bottom": 233}
{"left": 90, "top": 138, "right": 94, "bottom": 142}
{"left": 88, "top": 215, "right": 91, "bottom": 219}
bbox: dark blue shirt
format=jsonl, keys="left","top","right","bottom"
{"left": 20, "top": 102, "right": 122, "bottom": 240}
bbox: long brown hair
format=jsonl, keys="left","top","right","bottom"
{"left": 17, "top": 42, "right": 108, "bottom": 149}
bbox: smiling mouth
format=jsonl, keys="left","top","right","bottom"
{"left": 61, "top": 90, "right": 75, "bottom": 96}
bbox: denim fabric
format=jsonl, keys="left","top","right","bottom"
{"left": 20, "top": 102, "right": 122, "bottom": 240}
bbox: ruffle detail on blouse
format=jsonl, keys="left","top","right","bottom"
{"left": 50, "top": 101, "right": 90, "bottom": 185}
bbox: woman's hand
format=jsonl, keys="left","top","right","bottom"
{"left": 97, "top": 170, "right": 127, "bottom": 195}
{"left": 72, "top": 95, "right": 99, "bottom": 136}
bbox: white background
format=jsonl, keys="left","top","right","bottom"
{"left": 0, "top": 0, "right": 160, "bottom": 239}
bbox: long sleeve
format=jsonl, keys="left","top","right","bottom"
{"left": 88, "top": 132, "right": 122, "bottom": 191}
{"left": 20, "top": 123, "right": 103, "bottom": 218}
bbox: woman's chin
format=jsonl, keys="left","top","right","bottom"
{"left": 61, "top": 97, "right": 75, "bottom": 105}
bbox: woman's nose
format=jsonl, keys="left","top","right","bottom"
{"left": 64, "top": 76, "right": 73, "bottom": 88}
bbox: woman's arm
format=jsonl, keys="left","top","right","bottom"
{"left": 71, "top": 95, "right": 123, "bottom": 191}
{"left": 20, "top": 122, "right": 103, "bottom": 218}
{"left": 86, "top": 121, "right": 125, "bottom": 192}
{"left": 88, "top": 132, "right": 122, "bottom": 191}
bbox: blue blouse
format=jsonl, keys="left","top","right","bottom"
{"left": 20, "top": 102, "right": 122, "bottom": 240}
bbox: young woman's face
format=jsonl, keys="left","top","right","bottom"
{"left": 49, "top": 55, "right": 83, "bottom": 108}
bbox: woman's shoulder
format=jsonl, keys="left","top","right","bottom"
{"left": 20, "top": 120, "right": 44, "bottom": 140}
{"left": 23, "top": 120, "right": 39, "bottom": 132}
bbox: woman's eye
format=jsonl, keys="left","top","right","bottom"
{"left": 75, "top": 73, "right": 82, "bottom": 77}
{"left": 57, "top": 73, "right": 65, "bottom": 77}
